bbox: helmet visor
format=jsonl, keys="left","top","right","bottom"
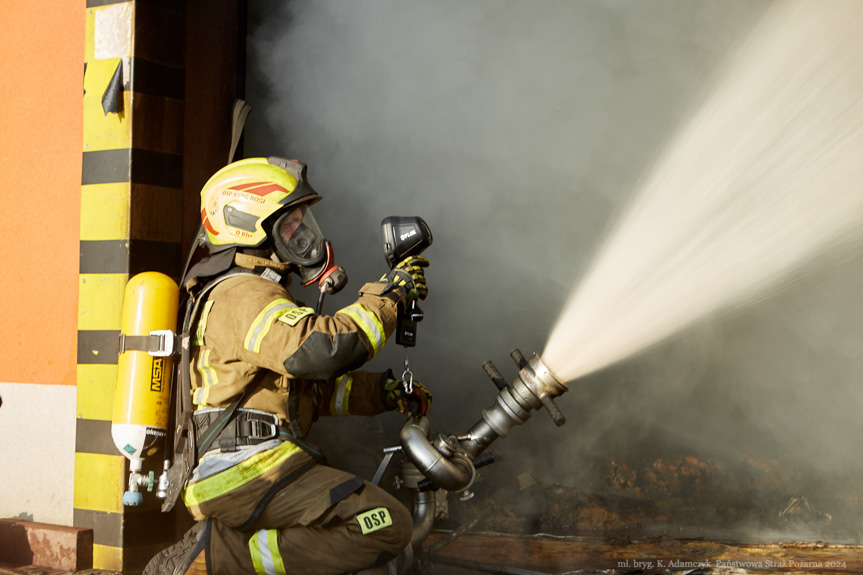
{"left": 272, "top": 205, "right": 327, "bottom": 266}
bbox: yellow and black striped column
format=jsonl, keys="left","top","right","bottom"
{"left": 77, "top": 1, "right": 185, "bottom": 571}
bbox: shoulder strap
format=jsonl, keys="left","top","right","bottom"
{"left": 194, "top": 383, "right": 254, "bottom": 458}
{"left": 161, "top": 295, "right": 199, "bottom": 512}
{"left": 161, "top": 271, "right": 253, "bottom": 512}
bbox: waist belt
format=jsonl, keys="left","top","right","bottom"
{"left": 193, "top": 409, "right": 289, "bottom": 453}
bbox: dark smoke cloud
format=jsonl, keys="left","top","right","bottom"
{"left": 245, "top": 0, "right": 863, "bottom": 539}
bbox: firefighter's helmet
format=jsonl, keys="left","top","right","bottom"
{"left": 200, "top": 157, "right": 323, "bottom": 256}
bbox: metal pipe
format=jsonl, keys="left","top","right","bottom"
{"left": 399, "top": 353, "right": 567, "bottom": 491}
{"left": 409, "top": 490, "right": 436, "bottom": 549}
{"left": 400, "top": 417, "right": 474, "bottom": 492}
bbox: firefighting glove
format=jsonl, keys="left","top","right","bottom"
{"left": 381, "top": 371, "right": 432, "bottom": 416}
{"left": 379, "top": 256, "right": 429, "bottom": 303}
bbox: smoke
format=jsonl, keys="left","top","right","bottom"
{"left": 245, "top": 0, "right": 863, "bottom": 538}
{"left": 544, "top": 2, "right": 863, "bottom": 385}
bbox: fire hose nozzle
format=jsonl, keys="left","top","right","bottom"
{"left": 513, "top": 352, "right": 568, "bottom": 426}
{"left": 399, "top": 351, "right": 569, "bottom": 496}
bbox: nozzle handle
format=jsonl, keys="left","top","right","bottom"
{"left": 510, "top": 349, "right": 528, "bottom": 369}
{"left": 473, "top": 452, "right": 495, "bottom": 469}
{"left": 541, "top": 395, "right": 566, "bottom": 426}
{"left": 482, "top": 361, "right": 508, "bottom": 391}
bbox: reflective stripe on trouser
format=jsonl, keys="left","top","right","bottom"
{"left": 205, "top": 463, "right": 413, "bottom": 575}
{"left": 184, "top": 441, "right": 303, "bottom": 510}
{"left": 249, "top": 529, "right": 287, "bottom": 575}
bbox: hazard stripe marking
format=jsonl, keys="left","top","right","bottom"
{"left": 78, "top": 330, "right": 120, "bottom": 365}
{"left": 77, "top": 364, "right": 117, "bottom": 420}
{"left": 82, "top": 149, "right": 131, "bottom": 185}
{"left": 73, "top": 509, "right": 123, "bottom": 548}
{"left": 73, "top": 453, "right": 124, "bottom": 514}
{"left": 75, "top": 419, "right": 119, "bottom": 456}
{"left": 80, "top": 184, "right": 131, "bottom": 241}
{"left": 130, "top": 58, "right": 185, "bottom": 100}
{"left": 92, "top": 544, "right": 122, "bottom": 573}
{"left": 80, "top": 239, "right": 181, "bottom": 275}
{"left": 82, "top": 149, "right": 182, "bottom": 187}
{"left": 79, "top": 1, "right": 188, "bottom": 570}
{"left": 79, "top": 241, "right": 129, "bottom": 275}
{"left": 78, "top": 273, "right": 127, "bottom": 331}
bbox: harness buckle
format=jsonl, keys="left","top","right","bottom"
{"left": 148, "top": 330, "right": 177, "bottom": 357}
{"left": 247, "top": 415, "right": 278, "bottom": 440}
{"left": 117, "top": 330, "right": 178, "bottom": 357}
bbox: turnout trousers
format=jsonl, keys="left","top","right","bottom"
{"left": 196, "top": 451, "right": 413, "bottom": 575}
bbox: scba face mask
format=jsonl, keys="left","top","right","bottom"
{"left": 271, "top": 205, "right": 331, "bottom": 282}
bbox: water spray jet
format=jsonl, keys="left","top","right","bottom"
{"left": 542, "top": 0, "right": 863, "bottom": 384}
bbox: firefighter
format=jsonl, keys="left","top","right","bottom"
{"left": 144, "top": 157, "right": 432, "bottom": 575}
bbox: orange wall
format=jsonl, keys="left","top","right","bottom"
{"left": 0, "top": 3, "right": 84, "bottom": 386}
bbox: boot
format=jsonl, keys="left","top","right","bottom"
{"left": 143, "top": 519, "right": 211, "bottom": 575}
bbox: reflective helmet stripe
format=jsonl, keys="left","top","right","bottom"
{"left": 249, "top": 529, "right": 287, "bottom": 575}
{"left": 233, "top": 182, "right": 289, "bottom": 197}
{"left": 201, "top": 209, "right": 219, "bottom": 236}
{"left": 336, "top": 304, "right": 385, "bottom": 355}
{"left": 183, "top": 441, "right": 302, "bottom": 506}
{"left": 244, "top": 298, "right": 299, "bottom": 353}
{"left": 330, "top": 374, "right": 353, "bottom": 416}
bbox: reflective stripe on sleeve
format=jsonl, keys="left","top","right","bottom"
{"left": 244, "top": 298, "right": 299, "bottom": 353}
{"left": 336, "top": 303, "right": 385, "bottom": 355}
{"left": 249, "top": 529, "right": 287, "bottom": 575}
{"left": 330, "top": 374, "right": 353, "bottom": 416}
{"left": 193, "top": 300, "right": 214, "bottom": 346}
{"left": 193, "top": 349, "right": 218, "bottom": 407}
{"left": 182, "top": 441, "right": 302, "bottom": 507}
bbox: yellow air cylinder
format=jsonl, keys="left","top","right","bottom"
{"left": 112, "top": 272, "right": 179, "bottom": 506}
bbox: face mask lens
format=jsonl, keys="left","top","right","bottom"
{"left": 289, "top": 225, "right": 318, "bottom": 258}
{"left": 278, "top": 208, "right": 303, "bottom": 242}
{"left": 274, "top": 205, "right": 325, "bottom": 265}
